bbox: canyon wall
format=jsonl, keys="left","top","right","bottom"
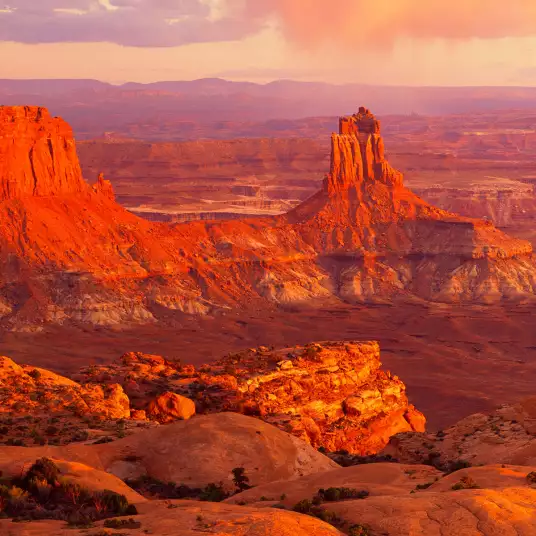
{"left": 0, "top": 107, "right": 87, "bottom": 199}
{"left": 1, "top": 106, "right": 536, "bottom": 328}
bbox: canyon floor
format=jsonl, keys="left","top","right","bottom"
{"left": 2, "top": 300, "right": 535, "bottom": 430}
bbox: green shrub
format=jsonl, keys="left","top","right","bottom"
{"left": 348, "top": 525, "right": 371, "bottom": 536}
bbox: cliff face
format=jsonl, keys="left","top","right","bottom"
{"left": 328, "top": 107, "right": 403, "bottom": 193}
{"left": 74, "top": 342, "right": 425, "bottom": 455}
{"left": 201, "top": 341, "right": 426, "bottom": 455}
{"left": 1, "top": 105, "right": 536, "bottom": 328}
{"left": 289, "top": 107, "right": 532, "bottom": 260}
{"left": 0, "top": 106, "right": 87, "bottom": 199}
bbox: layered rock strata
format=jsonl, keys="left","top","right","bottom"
{"left": 1, "top": 106, "right": 536, "bottom": 327}
{"left": 75, "top": 342, "right": 425, "bottom": 455}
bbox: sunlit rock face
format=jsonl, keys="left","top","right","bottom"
{"left": 0, "top": 106, "right": 536, "bottom": 329}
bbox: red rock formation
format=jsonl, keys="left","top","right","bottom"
{"left": 92, "top": 172, "right": 116, "bottom": 201}
{"left": 76, "top": 342, "right": 425, "bottom": 455}
{"left": 0, "top": 355, "right": 136, "bottom": 446}
{"left": 383, "top": 396, "right": 536, "bottom": 468}
{"left": 1, "top": 105, "right": 536, "bottom": 327}
{"left": 0, "top": 106, "right": 87, "bottom": 199}
{"left": 146, "top": 392, "right": 196, "bottom": 423}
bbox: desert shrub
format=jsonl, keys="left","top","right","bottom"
{"left": 292, "top": 499, "right": 341, "bottom": 524}
{"left": 1, "top": 458, "right": 138, "bottom": 523}
{"left": 451, "top": 476, "right": 480, "bottom": 491}
{"left": 315, "top": 487, "right": 369, "bottom": 502}
{"left": 328, "top": 451, "right": 398, "bottom": 467}
{"left": 425, "top": 455, "right": 472, "bottom": 474}
{"left": 415, "top": 481, "right": 434, "bottom": 490}
{"left": 302, "top": 345, "right": 323, "bottom": 359}
{"left": 103, "top": 517, "right": 141, "bottom": 529}
{"left": 232, "top": 467, "right": 251, "bottom": 492}
{"left": 92, "top": 436, "right": 114, "bottom": 445}
{"left": 22, "top": 458, "right": 61, "bottom": 487}
{"left": 293, "top": 488, "right": 371, "bottom": 534}
{"left": 126, "top": 475, "right": 229, "bottom": 502}
{"left": 527, "top": 472, "right": 536, "bottom": 485}
{"left": 199, "top": 483, "right": 228, "bottom": 502}
{"left": 28, "top": 369, "right": 42, "bottom": 380}
{"left": 348, "top": 525, "right": 371, "bottom": 536}
{"left": 444, "top": 460, "right": 473, "bottom": 474}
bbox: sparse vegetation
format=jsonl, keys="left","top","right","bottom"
{"left": 126, "top": 475, "right": 229, "bottom": 502}
{"left": 103, "top": 517, "right": 141, "bottom": 529}
{"left": 0, "top": 458, "right": 138, "bottom": 524}
{"left": 315, "top": 487, "right": 369, "bottom": 502}
{"left": 327, "top": 451, "right": 398, "bottom": 467}
{"left": 232, "top": 467, "right": 251, "bottom": 492}
{"left": 348, "top": 525, "right": 372, "bottom": 536}
{"left": 292, "top": 496, "right": 371, "bottom": 535}
{"left": 451, "top": 476, "right": 480, "bottom": 491}
{"left": 27, "top": 369, "right": 42, "bottom": 380}
{"left": 415, "top": 480, "right": 436, "bottom": 490}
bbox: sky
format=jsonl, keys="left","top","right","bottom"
{"left": 1, "top": 0, "right": 536, "bottom": 85}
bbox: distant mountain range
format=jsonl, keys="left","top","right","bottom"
{"left": 3, "top": 78, "right": 536, "bottom": 140}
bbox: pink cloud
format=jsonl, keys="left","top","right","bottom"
{"left": 245, "top": 0, "right": 536, "bottom": 47}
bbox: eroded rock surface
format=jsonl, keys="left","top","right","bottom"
{"left": 75, "top": 342, "right": 425, "bottom": 455}
{"left": 0, "top": 412, "right": 339, "bottom": 490}
{"left": 0, "top": 500, "right": 344, "bottom": 536}
{"left": 383, "top": 396, "right": 536, "bottom": 468}
{"left": 2, "top": 106, "right": 536, "bottom": 328}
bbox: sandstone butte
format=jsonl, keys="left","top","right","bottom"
{"left": 1, "top": 105, "right": 536, "bottom": 328}
{"left": 0, "top": 341, "right": 425, "bottom": 455}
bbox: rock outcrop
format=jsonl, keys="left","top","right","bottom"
{"left": 0, "top": 106, "right": 87, "bottom": 199}
{"left": 146, "top": 392, "right": 196, "bottom": 423}
{"left": 0, "top": 355, "right": 143, "bottom": 446}
{"left": 0, "top": 355, "right": 130, "bottom": 420}
{"left": 2, "top": 106, "right": 536, "bottom": 328}
{"left": 75, "top": 342, "right": 425, "bottom": 455}
{"left": 383, "top": 396, "right": 536, "bottom": 468}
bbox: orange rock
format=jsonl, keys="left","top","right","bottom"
{"left": 1, "top": 105, "right": 536, "bottom": 329}
{"left": 79, "top": 342, "right": 425, "bottom": 455}
{"left": 147, "top": 392, "right": 196, "bottom": 423}
{"left": 0, "top": 106, "right": 86, "bottom": 199}
{"left": 92, "top": 172, "right": 115, "bottom": 200}
{"left": 0, "top": 500, "right": 344, "bottom": 536}
{"left": 383, "top": 396, "right": 536, "bottom": 468}
{"left": 130, "top": 409, "right": 147, "bottom": 420}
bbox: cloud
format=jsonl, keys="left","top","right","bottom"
{"left": 244, "top": 0, "right": 536, "bottom": 48}
{"left": 2, "top": 0, "right": 536, "bottom": 49}
{"left": 0, "top": 0, "right": 261, "bottom": 47}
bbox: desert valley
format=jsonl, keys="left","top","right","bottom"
{"left": 2, "top": 3, "right": 536, "bottom": 532}
{"left": 0, "top": 94, "right": 536, "bottom": 534}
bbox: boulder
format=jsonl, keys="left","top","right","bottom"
{"left": 147, "top": 392, "right": 196, "bottom": 423}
